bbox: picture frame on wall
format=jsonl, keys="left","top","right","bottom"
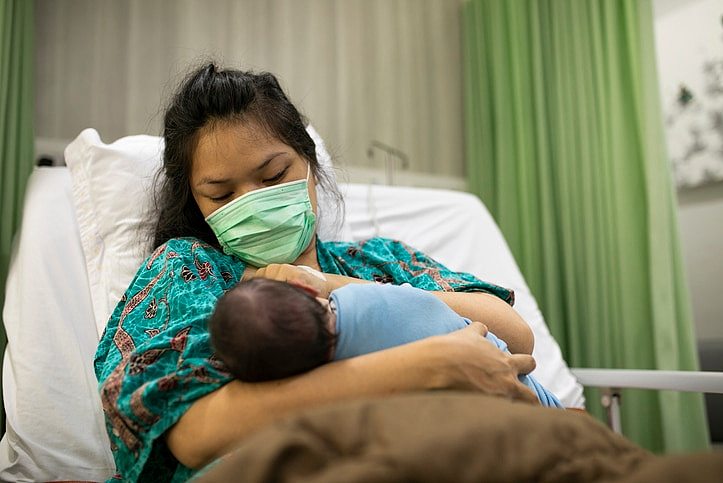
{"left": 655, "top": 0, "right": 723, "bottom": 189}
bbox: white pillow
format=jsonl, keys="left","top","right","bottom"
{"left": 0, "top": 168, "right": 115, "bottom": 481}
{"left": 64, "top": 126, "right": 346, "bottom": 337}
{"left": 64, "top": 130, "right": 161, "bottom": 338}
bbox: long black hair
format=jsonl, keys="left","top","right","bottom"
{"left": 152, "top": 63, "right": 340, "bottom": 249}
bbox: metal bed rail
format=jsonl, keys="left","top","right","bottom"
{"left": 571, "top": 369, "right": 723, "bottom": 434}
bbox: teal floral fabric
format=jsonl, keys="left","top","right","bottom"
{"left": 94, "top": 236, "right": 513, "bottom": 481}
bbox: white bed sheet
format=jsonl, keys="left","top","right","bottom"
{"left": 0, "top": 167, "right": 114, "bottom": 482}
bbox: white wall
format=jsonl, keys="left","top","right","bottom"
{"left": 34, "top": 0, "right": 467, "bottom": 189}
{"left": 677, "top": 184, "right": 723, "bottom": 341}
{"left": 653, "top": 0, "right": 723, "bottom": 342}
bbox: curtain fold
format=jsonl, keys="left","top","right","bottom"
{"left": 0, "top": 0, "right": 34, "bottom": 434}
{"left": 463, "top": 0, "right": 709, "bottom": 452}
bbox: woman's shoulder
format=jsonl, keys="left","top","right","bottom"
{"left": 319, "top": 236, "right": 513, "bottom": 300}
{"left": 144, "top": 237, "right": 243, "bottom": 276}
{"left": 154, "top": 237, "right": 222, "bottom": 261}
{"left": 101, "top": 238, "right": 238, "bottom": 338}
{"left": 318, "top": 237, "right": 434, "bottom": 283}
{"left": 319, "top": 237, "right": 433, "bottom": 271}
{"left": 94, "top": 237, "right": 243, "bottom": 373}
{"left": 321, "top": 237, "right": 418, "bottom": 256}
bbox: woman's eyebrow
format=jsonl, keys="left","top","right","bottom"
{"left": 197, "top": 152, "right": 287, "bottom": 186}
{"left": 198, "top": 177, "right": 231, "bottom": 186}
{"left": 253, "top": 151, "right": 286, "bottom": 172}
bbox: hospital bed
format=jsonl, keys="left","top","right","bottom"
{"left": 1, "top": 128, "right": 721, "bottom": 481}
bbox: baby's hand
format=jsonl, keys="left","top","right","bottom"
{"left": 240, "top": 265, "right": 257, "bottom": 281}
{"left": 251, "top": 264, "right": 331, "bottom": 298}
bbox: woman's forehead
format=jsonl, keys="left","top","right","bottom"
{"left": 192, "top": 121, "right": 289, "bottom": 176}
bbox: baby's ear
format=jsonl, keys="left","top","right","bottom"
{"left": 288, "top": 279, "right": 320, "bottom": 298}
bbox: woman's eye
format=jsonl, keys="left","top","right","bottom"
{"left": 210, "top": 193, "right": 232, "bottom": 202}
{"left": 263, "top": 168, "right": 288, "bottom": 184}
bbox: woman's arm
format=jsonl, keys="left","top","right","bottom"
{"left": 432, "top": 291, "right": 534, "bottom": 355}
{"left": 325, "top": 274, "right": 532, "bottom": 354}
{"left": 327, "top": 274, "right": 532, "bottom": 354}
{"left": 166, "top": 323, "right": 537, "bottom": 469}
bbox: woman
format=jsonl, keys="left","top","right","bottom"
{"left": 94, "top": 64, "right": 538, "bottom": 482}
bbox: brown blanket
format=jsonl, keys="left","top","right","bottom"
{"left": 194, "top": 392, "right": 723, "bottom": 482}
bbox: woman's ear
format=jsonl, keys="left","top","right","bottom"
{"left": 288, "top": 279, "right": 320, "bottom": 298}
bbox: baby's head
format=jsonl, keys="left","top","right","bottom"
{"left": 208, "top": 278, "right": 336, "bottom": 382}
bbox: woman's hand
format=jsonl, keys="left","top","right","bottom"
{"left": 427, "top": 322, "right": 539, "bottom": 404}
{"left": 251, "top": 263, "right": 332, "bottom": 297}
{"left": 249, "top": 264, "right": 372, "bottom": 298}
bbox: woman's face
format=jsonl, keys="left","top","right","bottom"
{"left": 190, "top": 120, "right": 319, "bottom": 220}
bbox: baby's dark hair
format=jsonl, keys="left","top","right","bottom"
{"left": 209, "top": 278, "right": 336, "bottom": 382}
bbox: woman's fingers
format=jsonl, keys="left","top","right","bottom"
{"left": 467, "top": 321, "right": 489, "bottom": 336}
{"left": 509, "top": 354, "right": 536, "bottom": 376}
{"left": 251, "top": 264, "right": 329, "bottom": 297}
{"left": 250, "top": 264, "right": 286, "bottom": 281}
{"left": 511, "top": 380, "right": 540, "bottom": 405}
{"left": 241, "top": 265, "right": 258, "bottom": 281}
{"left": 287, "top": 279, "right": 321, "bottom": 298}
{"left": 503, "top": 354, "right": 538, "bottom": 404}
{"left": 433, "top": 326, "right": 544, "bottom": 406}
{"left": 252, "top": 266, "right": 267, "bottom": 279}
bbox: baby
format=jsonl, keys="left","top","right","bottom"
{"left": 209, "top": 278, "right": 563, "bottom": 408}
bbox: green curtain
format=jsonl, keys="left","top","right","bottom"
{"left": 462, "top": 0, "right": 709, "bottom": 453}
{"left": 0, "top": 0, "right": 34, "bottom": 434}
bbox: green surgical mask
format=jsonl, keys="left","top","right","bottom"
{"left": 205, "top": 166, "right": 317, "bottom": 267}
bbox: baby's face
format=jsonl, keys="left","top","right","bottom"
{"left": 316, "top": 297, "right": 337, "bottom": 335}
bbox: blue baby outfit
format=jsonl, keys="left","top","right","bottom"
{"left": 329, "top": 283, "right": 563, "bottom": 408}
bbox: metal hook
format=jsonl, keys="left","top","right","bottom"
{"left": 367, "top": 140, "right": 409, "bottom": 186}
